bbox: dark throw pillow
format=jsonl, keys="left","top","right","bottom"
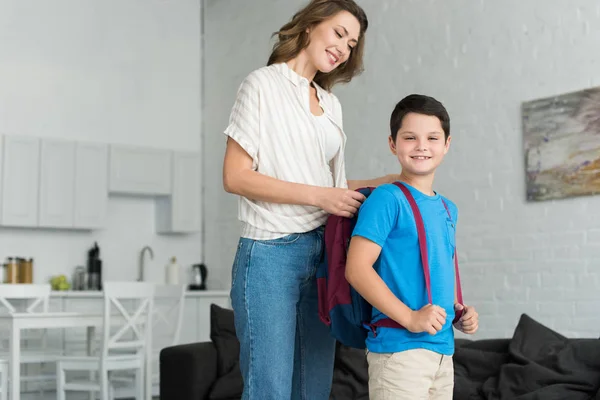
{"left": 210, "top": 303, "right": 240, "bottom": 377}
{"left": 208, "top": 362, "right": 244, "bottom": 400}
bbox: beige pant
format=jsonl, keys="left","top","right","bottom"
{"left": 367, "top": 348, "right": 454, "bottom": 400}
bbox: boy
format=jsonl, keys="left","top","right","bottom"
{"left": 345, "top": 94, "right": 479, "bottom": 399}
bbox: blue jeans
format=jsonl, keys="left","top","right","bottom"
{"left": 230, "top": 227, "right": 335, "bottom": 400}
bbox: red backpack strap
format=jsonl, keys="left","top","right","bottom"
{"left": 441, "top": 199, "right": 464, "bottom": 321}
{"left": 369, "top": 182, "right": 431, "bottom": 331}
{"left": 394, "top": 182, "right": 433, "bottom": 304}
{"left": 369, "top": 182, "right": 464, "bottom": 332}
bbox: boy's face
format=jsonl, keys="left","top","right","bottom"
{"left": 388, "top": 112, "right": 451, "bottom": 177}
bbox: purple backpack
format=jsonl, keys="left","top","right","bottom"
{"left": 317, "top": 182, "right": 463, "bottom": 349}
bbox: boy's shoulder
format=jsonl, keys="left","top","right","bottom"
{"left": 371, "top": 183, "right": 404, "bottom": 197}
{"left": 438, "top": 193, "right": 457, "bottom": 206}
{"left": 437, "top": 194, "right": 459, "bottom": 218}
{"left": 367, "top": 184, "right": 459, "bottom": 219}
{"left": 363, "top": 184, "right": 459, "bottom": 208}
{"left": 363, "top": 183, "right": 406, "bottom": 206}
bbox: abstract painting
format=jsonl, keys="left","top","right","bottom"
{"left": 522, "top": 87, "right": 600, "bottom": 201}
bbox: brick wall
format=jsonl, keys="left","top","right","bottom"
{"left": 203, "top": 0, "right": 600, "bottom": 338}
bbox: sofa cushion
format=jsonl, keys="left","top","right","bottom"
{"left": 210, "top": 304, "right": 240, "bottom": 377}
{"left": 159, "top": 341, "right": 219, "bottom": 400}
{"left": 453, "top": 314, "right": 600, "bottom": 400}
{"left": 208, "top": 362, "right": 243, "bottom": 400}
{"left": 330, "top": 342, "right": 369, "bottom": 400}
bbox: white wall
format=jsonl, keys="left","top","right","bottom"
{"left": 203, "top": 0, "right": 301, "bottom": 289}
{"left": 204, "top": 0, "right": 600, "bottom": 338}
{"left": 0, "top": 1, "right": 203, "bottom": 285}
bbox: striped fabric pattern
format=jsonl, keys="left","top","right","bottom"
{"left": 224, "top": 62, "right": 348, "bottom": 240}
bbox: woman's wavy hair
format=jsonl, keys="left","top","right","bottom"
{"left": 267, "top": 0, "right": 368, "bottom": 91}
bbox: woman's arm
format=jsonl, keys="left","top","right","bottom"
{"left": 347, "top": 174, "right": 401, "bottom": 190}
{"left": 223, "top": 138, "right": 366, "bottom": 218}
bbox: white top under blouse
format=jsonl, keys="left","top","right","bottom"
{"left": 314, "top": 113, "right": 342, "bottom": 162}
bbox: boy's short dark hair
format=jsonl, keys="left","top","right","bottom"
{"left": 390, "top": 94, "right": 450, "bottom": 142}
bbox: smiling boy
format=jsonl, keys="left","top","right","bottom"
{"left": 345, "top": 94, "right": 479, "bottom": 399}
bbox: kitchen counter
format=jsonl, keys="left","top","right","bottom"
{"left": 50, "top": 289, "right": 230, "bottom": 298}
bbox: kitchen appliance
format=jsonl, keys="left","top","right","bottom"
{"left": 86, "top": 242, "right": 102, "bottom": 290}
{"left": 188, "top": 263, "right": 207, "bottom": 291}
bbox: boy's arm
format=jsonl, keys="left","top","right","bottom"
{"left": 345, "top": 236, "right": 446, "bottom": 335}
{"left": 345, "top": 236, "right": 414, "bottom": 327}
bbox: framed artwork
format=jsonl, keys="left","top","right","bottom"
{"left": 523, "top": 87, "right": 600, "bottom": 201}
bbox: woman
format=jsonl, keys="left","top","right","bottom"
{"left": 222, "top": 1, "right": 398, "bottom": 398}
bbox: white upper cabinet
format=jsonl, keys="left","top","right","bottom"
{"left": 109, "top": 145, "right": 171, "bottom": 196}
{"left": 38, "top": 139, "right": 76, "bottom": 228}
{"left": 0, "top": 136, "right": 199, "bottom": 232}
{"left": 156, "top": 151, "right": 201, "bottom": 233}
{"left": 0, "top": 135, "right": 40, "bottom": 227}
{"left": 38, "top": 140, "right": 108, "bottom": 229}
{"left": 74, "top": 143, "right": 108, "bottom": 229}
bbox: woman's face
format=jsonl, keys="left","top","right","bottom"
{"left": 304, "top": 11, "right": 361, "bottom": 74}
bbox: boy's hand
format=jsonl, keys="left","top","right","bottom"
{"left": 406, "top": 304, "right": 447, "bottom": 335}
{"left": 453, "top": 303, "right": 479, "bottom": 334}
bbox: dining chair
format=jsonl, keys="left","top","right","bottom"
{"left": 55, "top": 282, "right": 154, "bottom": 400}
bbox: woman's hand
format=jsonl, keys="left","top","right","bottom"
{"left": 315, "top": 187, "right": 366, "bottom": 218}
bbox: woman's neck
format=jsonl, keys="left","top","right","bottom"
{"left": 286, "top": 51, "right": 318, "bottom": 82}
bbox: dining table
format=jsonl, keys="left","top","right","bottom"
{"left": 0, "top": 311, "right": 152, "bottom": 400}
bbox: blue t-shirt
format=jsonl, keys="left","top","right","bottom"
{"left": 351, "top": 182, "right": 458, "bottom": 355}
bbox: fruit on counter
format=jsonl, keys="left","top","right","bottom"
{"left": 50, "top": 275, "right": 71, "bottom": 291}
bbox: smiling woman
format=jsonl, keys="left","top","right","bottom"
{"left": 267, "top": 0, "right": 368, "bottom": 91}
{"left": 220, "top": 1, "right": 403, "bottom": 399}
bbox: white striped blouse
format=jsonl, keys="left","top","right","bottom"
{"left": 224, "top": 62, "right": 348, "bottom": 240}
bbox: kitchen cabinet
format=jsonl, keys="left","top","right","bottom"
{"left": 109, "top": 145, "right": 172, "bottom": 196}
{"left": 156, "top": 151, "right": 201, "bottom": 233}
{"left": 38, "top": 139, "right": 76, "bottom": 228}
{"left": 38, "top": 140, "right": 108, "bottom": 229}
{"left": 0, "top": 135, "right": 40, "bottom": 227}
{"left": 74, "top": 143, "right": 108, "bottom": 229}
{"left": 0, "top": 134, "right": 199, "bottom": 232}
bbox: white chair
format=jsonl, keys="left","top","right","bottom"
{"left": 0, "top": 284, "right": 59, "bottom": 391}
{"left": 111, "top": 284, "right": 186, "bottom": 397}
{"left": 55, "top": 282, "right": 154, "bottom": 400}
{"left": 145, "top": 284, "right": 186, "bottom": 390}
{"left": 152, "top": 284, "right": 185, "bottom": 349}
{"left": 0, "top": 359, "right": 7, "bottom": 400}
{"left": 0, "top": 284, "right": 51, "bottom": 315}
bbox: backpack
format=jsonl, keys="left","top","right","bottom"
{"left": 316, "top": 181, "right": 464, "bottom": 349}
